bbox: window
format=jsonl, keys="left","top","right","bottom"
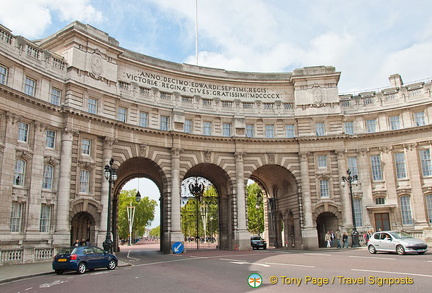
{"left": 366, "top": 119, "right": 376, "bottom": 133}
{"left": 375, "top": 197, "right": 385, "bottom": 205}
{"left": 389, "top": 115, "right": 400, "bottom": 130}
{"left": 344, "top": 121, "right": 354, "bottom": 135}
{"left": 10, "top": 202, "right": 23, "bottom": 232}
{"left": 371, "top": 155, "right": 383, "bottom": 181}
{"left": 400, "top": 196, "right": 413, "bottom": 225}
{"left": 286, "top": 124, "right": 295, "bottom": 138}
{"left": 81, "top": 139, "right": 91, "bottom": 155}
{"left": 265, "top": 125, "right": 274, "bottom": 138}
{"left": 14, "top": 159, "right": 26, "bottom": 186}
{"left": 353, "top": 198, "right": 363, "bottom": 226}
{"left": 348, "top": 157, "right": 358, "bottom": 177}
{"left": 160, "top": 116, "right": 169, "bottom": 131}
{"left": 79, "top": 170, "right": 90, "bottom": 193}
{"left": 319, "top": 179, "right": 329, "bottom": 198}
{"left": 18, "top": 122, "right": 29, "bottom": 142}
{"left": 316, "top": 122, "right": 325, "bottom": 136}
{"left": 394, "top": 152, "right": 406, "bottom": 179}
{"left": 203, "top": 122, "right": 212, "bottom": 136}
{"left": 46, "top": 130, "right": 56, "bottom": 148}
{"left": 415, "top": 112, "right": 425, "bottom": 126}
{"left": 40, "top": 205, "right": 51, "bottom": 232}
{"left": 0, "top": 65, "right": 7, "bottom": 84}
{"left": 419, "top": 149, "right": 432, "bottom": 177}
{"left": 318, "top": 155, "right": 327, "bottom": 168}
{"left": 118, "top": 107, "right": 127, "bottom": 122}
{"left": 24, "top": 77, "right": 36, "bottom": 96}
{"left": 223, "top": 123, "right": 231, "bottom": 137}
{"left": 426, "top": 195, "right": 432, "bottom": 224}
{"left": 42, "top": 165, "right": 54, "bottom": 190}
{"left": 139, "top": 112, "right": 148, "bottom": 127}
{"left": 50, "top": 88, "right": 61, "bottom": 105}
{"left": 246, "top": 124, "right": 254, "bottom": 138}
{"left": 184, "top": 119, "right": 192, "bottom": 133}
{"left": 88, "top": 98, "right": 98, "bottom": 114}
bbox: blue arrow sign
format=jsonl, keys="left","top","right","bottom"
{"left": 172, "top": 242, "right": 184, "bottom": 254}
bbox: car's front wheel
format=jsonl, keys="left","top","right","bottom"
{"left": 396, "top": 245, "right": 405, "bottom": 255}
{"left": 368, "top": 245, "right": 377, "bottom": 254}
{"left": 107, "top": 259, "right": 117, "bottom": 270}
{"left": 77, "top": 262, "right": 87, "bottom": 274}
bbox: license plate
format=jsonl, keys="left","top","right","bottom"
{"left": 417, "top": 249, "right": 426, "bottom": 252}
{"left": 57, "top": 258, "right": 67, "bottom": 262}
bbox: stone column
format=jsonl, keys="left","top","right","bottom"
{"left": 405, "top": 143, "right": 428, "bottom": 228}
{"left": 170, "top": 147, "right": 183, "bottom": 244}
{"left": 98, "top": 138, "right": 114, "bottom": 247}
{"left": 299, "top": 152, "right": 318, "bottom": 249}
{"left": 53, "top": 128, "right": 73, "bottom": 246}
{"left": 234, "top": 152, "right": 249, "bottom": 250}
{"left": 26, "top": 122, "right": 45, "bottom": 236}
{"left": 336, "top": 150, "right": 352, "bottom": 229}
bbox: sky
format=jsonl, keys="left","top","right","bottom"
{"left": 1, "top": 0, "right": 432, "bottom": 94}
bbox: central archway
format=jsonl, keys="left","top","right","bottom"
{"left": 183, "top": 163, "right": 234, "bottom": 250}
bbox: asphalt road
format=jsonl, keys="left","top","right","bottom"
{"left": 1, "top": 244, "right": 431, "bottom": 293}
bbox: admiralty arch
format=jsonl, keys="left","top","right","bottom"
{"left": 0, "top": 22, "right": 432, "bottom": 264}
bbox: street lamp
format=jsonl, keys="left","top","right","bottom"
{"left": 189, "top": 178, "right": 204, "bottom": 249}
{"left": 103, "top": 159, "right": 117, "bottom": 253}
{"left": 127, "top": 190, "right": 141, "bottom": 246}
{"left": 341, "top": 169, "right": 359, "bottom": 248}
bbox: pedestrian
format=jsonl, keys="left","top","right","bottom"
{"left": 335, "top": 230, "right": 341, "bottom": 249}
{"left": 342, "top": 232, "right": 348, "bottom": 248}
{"left": 325, "top": 231, "right": 331, "bottom": 248}
{"left": 330, "top": 231, "right": 335, "bottom": 247}
{"left": 73, "top": 239, "right": 80, "bottom": 246}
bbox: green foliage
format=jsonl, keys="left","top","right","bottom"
{"left": 246, "top": 183, "right": 264, "bottom": 235}
{"left": 181, "top": 185, "right": 218, "bottom": 240}
{"left": 117, "top": 189, "right": 157, "bottom": 240}
{"left": 149, "top": 226, "right": 160, "bottom": 238}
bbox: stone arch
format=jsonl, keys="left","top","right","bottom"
{"left": 183, "top": 163, "right": 233, "bottom": 250}
{"left": 249, "top": 164, "right": 300, "bottom": 248}
{"left": 114, "top": 156, "right": 168, "bottom": 252}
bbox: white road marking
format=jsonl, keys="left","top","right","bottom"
{"left": 230, "top": 261, "right": 270, "bottom": 267}
{"left": 265, "top": 262, "right": 315, "bottom": 268}
{"left": 304, "top": 253, "right": 332, "bottom": 256}
{"left": 352, "top": 269, "right": 432, "bottom": 278}
{"left": 349, "top": 256, "right": 396, "bottom": 261}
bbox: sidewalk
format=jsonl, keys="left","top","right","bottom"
{"left": 0, "top": 259, "right": 131, "bottom": 284}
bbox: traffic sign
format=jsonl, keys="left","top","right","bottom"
{"left": 172, "top": 242, "right": 184, "bottom": 254}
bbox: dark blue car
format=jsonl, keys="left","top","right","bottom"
{"left": 52, "top": 246, "right": 118, "bottom": 274}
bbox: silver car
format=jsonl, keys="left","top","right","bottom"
{"left": 367, "top": 231, "right": 428, "bottom": 255}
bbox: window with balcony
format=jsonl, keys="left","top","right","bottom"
{"left": 318, "top": 155, "right": 327, "bottom": 168}
{"left": 389, "top": 115, "right": 400, "bottom": 130}
{"left": 319, "top": 179, "right": 329, "bottom": 198}
{"left": 371, "top": 155, "right": 383, "bottom": 181}
{"left": 160, "top": 116, "right": 169, "bottom": 131}
{"left": 184, "top": 119, "right": 192, "bottom": 133}
{"left": 366, "top": 119, "right": 376, "bottom": 133}
{"left": 344, "top": 121, "right": 354, "bottom": 135}
{"left": 10, "top": 202, "right": 23, "bottom": 232}
{"left": 400, "top": 196, "right": 413, "bottom": 225}
{"left": 415, "top": 111, "right": 426, "bottom": 126}
{"left": 316, "top": 122, "right": 325, "bottom": 136}
{"left": 81, "top": 139, "right": 91, "bottom": 155}
{"left": 118, "top": 107, "right": 127, "bottom": 122}
{"left": 420, "top": 149, "right": 432, "bottom": 177}
{"left": 246, "top": 124, "right": 254, "bottom": 138}
{"left": 14, "top": 159, "right": 26, "bottom": 186}
{"left": 18, "top": 122, "right": 29, "bottom": 142}
{"left": 79, "top": 170, "right": 90, "bottom": 193}
{"left": 88, "top": 98, "right": 98, "bottom": 114}
{"left": 139, "top": 112, "right": 148, "bottom": 127}
{"left": 348, "top": 157, "right": 358, "bottom": 177}
{"left": 394, "top": 152, "right": 407, "bottom": 179}
{"left": 203, "top": 122, "right": 212, "bottom": 136}
{"left": 42, "top": 165, "right": 54, "bottom": 190}
{"left": 222, "top": 123, "right": 231, "bottom": 137}
{"left": 286, "top": 124, "right": 295, "bottom": 138}
{"left": 46, "top": 130, "right": 56, "bottom": 148}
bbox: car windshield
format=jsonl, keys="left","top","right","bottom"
{"left": 389, "top": 231, "right": 413, "bottom": 239}
{"left": 251, "top": 236, "right": 262, "bottom": 240}
{"left": 58, "top": 247, "right": 77, "bottom": 255}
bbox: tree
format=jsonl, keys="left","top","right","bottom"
{"left": 246, "top": 183, "right": 264, "bottom": 235}
{"left": 149, "top": 226, "right": 160, "bottom": 238}
{"left": 117, "top": 189, "right": 157, "bottom": 241}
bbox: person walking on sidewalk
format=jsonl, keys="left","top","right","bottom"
{"left": 335, "top": 230, "right": 342, "bottom": 249}
{"left": 342, "top": 232, "right": 348, "bottom": 248}
{"left": 325, "top": 231, "right": 331, "bottom": 248}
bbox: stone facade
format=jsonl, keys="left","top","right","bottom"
{"left": 0, "top": 22, "right": 431, "bottom": 264}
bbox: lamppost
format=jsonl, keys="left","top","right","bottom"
{"left": 127, "top": 190, "right": 141, "bottom": 245}
{"left": 103, "top": 159, "right": 117, "bottom": 253}
{"left": 341, "top": 169, "right": 359, "bottom": 247}
{"left": 189, "top": 178, "right": 204, "bottom": 249}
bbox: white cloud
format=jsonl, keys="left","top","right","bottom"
{"left": 0, "top": 0, "right": 103, "bottom": 38}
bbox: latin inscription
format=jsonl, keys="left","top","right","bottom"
{"left": 123, "top": 70, "right": 282, "bottom": 99}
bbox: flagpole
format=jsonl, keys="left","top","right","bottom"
{"left": 195, "top": 0, "right": 199, "bottom": 65}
